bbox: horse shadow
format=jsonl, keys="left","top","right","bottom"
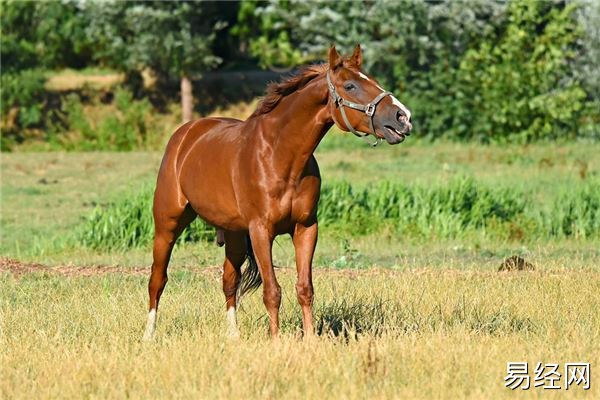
{"left": 285, "top": 298, "right": 390, "bottom": 340}
{"left": 282, "top": 296, "right": 537, "bottom": 340}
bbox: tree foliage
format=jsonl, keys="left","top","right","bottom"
{"left": 1, "top": 0, "right": 92, "bottom": 145}
{"left": 235, "top": 0, "right": 507, "bottom": 84}
{"left": 2, "top": 0, "right": 598, "bottom": 147}
{"left": 236, "top": 0, "right": 598, "bottom": 142}
{"left": 1, "top": 0, "right": 91, "bottom": 72}
{"left": 445, "top": 1, "right": 588, "bottom": 141}
{"left": 81, "top": 1, "right": 225, "bottom": 80}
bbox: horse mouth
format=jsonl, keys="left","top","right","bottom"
{"left": 383, "top": 125, "right": 408, "bottom": 144}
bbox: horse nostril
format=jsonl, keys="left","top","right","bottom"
{"left": 396, "top": 110, "right": 407, "bottom": 122}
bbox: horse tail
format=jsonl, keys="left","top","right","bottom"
{"left": 237, "top": 235, "right": 262, "bottom": 300}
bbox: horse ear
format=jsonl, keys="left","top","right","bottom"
{"left": 329, "top": 45, "right": 343, "bottom": 70}
{"left": 350, "top": 44, "right": 362, "bottom": 67}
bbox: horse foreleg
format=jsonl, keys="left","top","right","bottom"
{"left": 293, "top": 221, "right": 317, "bottom": 337}
{"left": 248, "top": 223, "right": 280, "bottom": 338}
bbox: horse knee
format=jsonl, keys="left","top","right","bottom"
{"left": 296, "top": 281, "right": 313, "bottom": 307}
{"left": 263, "top": 283, "right": 282, "bottom": 309}
{"left": 149, "top": 273, "right": 168, "bottom": 293}
{"left": 222, "top": 252, "right": 244, "bottom": 300}
{"left": 222, "top": 277, "right": 239, "bottom": 299}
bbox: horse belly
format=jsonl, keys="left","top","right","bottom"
{"left": 179, "top": 143, "right": 246, "bottom": 231}
{"left": 185, "top": 185, "right": 245, "bottom": 230}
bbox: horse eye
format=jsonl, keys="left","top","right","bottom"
{"left": 344, "top": 83, "right": 356, "bottom": 91}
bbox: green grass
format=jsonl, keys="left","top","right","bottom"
{"left": 1, "top": 141, "right": 599, "bottom": 267}
{"left": 0, "top": 152, "right": 162, "bottom": 259}
{"left": 76, "top": 182, "right": 216, "bottom": 250}
{"left": 73, "top": 175, "right": 599, "bottom": 252}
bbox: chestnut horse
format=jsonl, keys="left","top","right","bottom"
{"left": 143, "top": 45, "right": 412, "bottom": 340}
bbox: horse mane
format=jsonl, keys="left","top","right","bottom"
{"left": 250, "top": 63, "right": 328, "bottom": 118}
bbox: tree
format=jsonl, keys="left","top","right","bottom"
{"left": 234, "top": 0, "right": 507, "bottom": 85}
{"left": 83, "top": 1, "right": 225, "bottom": 122}
{"left": 235, "top": 0, "right": 596, "bottom": 141}
{"left": 448, "top": 1, "right": 588, "bottom": 141}
{"left": 573, "top": 0, "right": 600, "bottom": 139}
{"left": 1, "top": 0, "right": 93, "bottom": 145}
{"left": 1, "top": 0, "right": 92, "bottom": 73}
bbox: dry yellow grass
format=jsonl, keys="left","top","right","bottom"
{"left": 206, "top": 98, "right": 261, "bottom": 121}
{"left": 2, "top": 267, "right": 598, "bottom": 399}
{"left": 45, "top": 70, "right": 124, "bottom": 91}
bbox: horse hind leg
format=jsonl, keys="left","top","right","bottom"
{"left": 143, "top": 203, "right": 196, "bottom": 341}
{"left": 221, "top": 231, "right": 247, "bottom": 339}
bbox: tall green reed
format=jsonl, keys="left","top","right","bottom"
{"left": 75, "top": 176, "right": 600, "bottom": 250}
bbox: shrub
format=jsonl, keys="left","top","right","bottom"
{"left": 0, "top": 69, "right": 47, "bottom": 146}
{"left": 51, "top": 87, "right": 157, "bottom": 151}
{"left": 75, "top": 177, "right": 600, "bottom": 250}
{"left": 77, "top": 184, "right": 215, "bottom": 250}
{"left": 443, "top": 1, "right": 589, "bottom": 142}
{"left": 238, "top": 0, "right": 598, "bottom": 142}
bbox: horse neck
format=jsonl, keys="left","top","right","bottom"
{"left": 255, "top": 74, "right": 332, "bottom": 180}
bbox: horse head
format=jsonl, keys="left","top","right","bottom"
{"left": 327, "top": 44, "right": 412, "bottom": 145}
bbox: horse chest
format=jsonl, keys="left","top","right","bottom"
{"left": 248, "top": 178, "right": 318, "bottom": 228}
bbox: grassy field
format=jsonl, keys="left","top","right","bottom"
{"left": 2, "top": 266, "right": 599, "bottom": 398}
{"left": 1, "top": 138, "right": 599, "bottom": 398}
{"left": 2, "top": 136, "right": 599, "bottom": 265}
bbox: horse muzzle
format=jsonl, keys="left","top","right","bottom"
{"left": 379, "top": 107, "right": 412, "bottom": 144}
{"left": 382, "top": 119, "right": 411, "bottom": 145}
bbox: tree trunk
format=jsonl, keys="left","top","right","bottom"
{"left": 181, "top": 75, "right": 193, "bottom": 123}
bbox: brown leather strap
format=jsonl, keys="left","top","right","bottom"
{"left": 327, "top": 70, "right": 391, "bottom": 147}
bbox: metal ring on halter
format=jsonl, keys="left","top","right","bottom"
{"left": 326, "top": 70, "right": 391, "bottom": 147}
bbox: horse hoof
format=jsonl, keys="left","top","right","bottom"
{"left": 142, "top": 332, "right": 155, "bottom": 342}
{"left": 226, "top": 328, "right": 240, "bottom": 340}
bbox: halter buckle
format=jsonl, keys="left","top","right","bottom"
{"left": 365, "top": 103, "right": 376, "bottom": 117}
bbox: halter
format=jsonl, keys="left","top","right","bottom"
{"left": 327, "top": 70, "right": 392, "bottom": 147}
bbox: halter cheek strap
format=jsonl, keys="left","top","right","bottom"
{"left": 327, "top": 70, "right": 392, "bottom": 147}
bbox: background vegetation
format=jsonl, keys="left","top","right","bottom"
{"left": 2, "top": 0, "right": 599, "bottom": 150}
{"left": 75, "top": 175, "right": 599, "bottom": 252}
{"left": 2, "top": 138, "right": 598, "bottom": 268}
{"left": 242, "top": 0, "right": 600, "bottom": 142}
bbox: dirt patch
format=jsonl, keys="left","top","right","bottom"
{"left": 498, "top": 255, "right": 535, "bottom": 271}
{"left": 45, "top": 72, "right": 124, "bottom": 91}
{"left": 0, "top": 258, "right": 50, "bottom": 276}
{"left": 1, "top": 257, "right": 547, "bottom": 279}
{"left": 0, "top": 257, "right": 229, "bottom": 279}
{"left": 0, "top": 259, "right": 403, "bottom": 280}
{"left": 0, "top": 257, "right": 149, "bottom": 277}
